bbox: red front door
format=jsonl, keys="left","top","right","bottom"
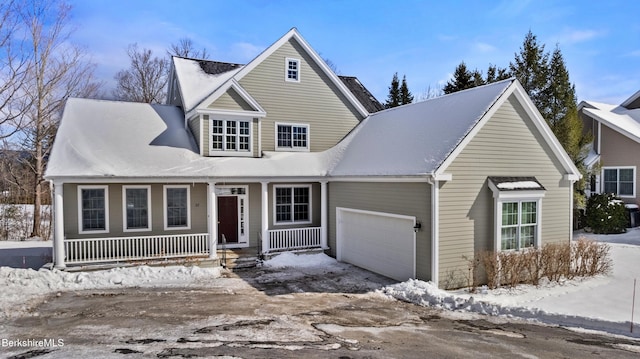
{"left": 218, "top": 196, "right": 238, "bottom": 243}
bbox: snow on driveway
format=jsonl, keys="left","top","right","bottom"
{"left": 1, "top": 228, "right": 639, "bottom": 338}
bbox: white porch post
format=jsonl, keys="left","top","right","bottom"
{"left": 320, "top": 180, "right": 328, "bottom": 250}
{"left": 53, "top": 181, "right": 65, "bottom": 269}
{"left": 261, "top": 181, "right": 269, "bottom": 253}
{"left": 207, "top": 182, "right": 218, "bottom": 259}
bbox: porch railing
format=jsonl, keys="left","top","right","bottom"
{"left": 268, "top": 227, "right": 321, "bottom": 252}
{"left": 64, "top": 233, "right": 209, "bottom": 265}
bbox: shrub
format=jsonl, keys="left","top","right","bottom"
{"left": 469, "top": 239, "right": 611, "bottom": 290}
{"left": 585, "top": 193, "right": 627, "bottom": 234}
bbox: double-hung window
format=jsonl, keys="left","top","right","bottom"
{"left": 500, "top": 201, "right": 538, "bottom": 251}
{"left": 164, "top": 185, "right": 190, "bottom": 230}
{"left": 276, "top": 123, "right": 309, "bottom": 151}
{"left": 603, "top": 167, "right": 635, "bottom": 197}
{"left": 78, "top": 185, "right": 109, "bottom": 233}
{"left": 285, "top": 58, "right": 300, "bottom": 82}
{"left": 210, "top": 118, "right": 251, "bottom": 154}
{"left": 123, "top": 186, "right": 151, "bottom": 232}
{"left": 489, "top": 177, "right": 545, "bottom": 252}
{"left": 274, "top": 185, "right": 311, "bottom": 224}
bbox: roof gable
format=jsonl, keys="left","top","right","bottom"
{"left": 187, "top": 28, "right": 369, "bottom": 117}
{"left": 330, "top": 79, "right": 580, "bottom": 180}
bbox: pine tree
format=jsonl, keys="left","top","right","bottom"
{"left": 509, "top": 30, "right": 549, "bottom": 110}
{"left": 443, "top": 62, "right": 474, "bottom": 94}
{"left": 385, "top": 72, "right": 401, "bottom": 108}
{"left": 399, "top": 75, "right": 414, "bottom": 105}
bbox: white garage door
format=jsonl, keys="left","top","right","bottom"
{"left": 337, "top": 207, "right": 415, "bottom": 281}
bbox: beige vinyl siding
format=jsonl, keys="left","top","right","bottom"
{"left": 437, "top": 95, "right": 572, "bottom": 287}
{"left": 328, "top": 182, "right": 432, "bottom": 280}
{"left": 63, "top": 183, "right": 208, "bottom": 239}
{"left": 237, "top": 38, "right": 363, "bottom": 152}
{"left": 247, "top": 183, "right": 262, "bottom": 247}
{"left": 188, "top": 115, "right": 201, "bottom": 153}
{"left": 600, "top": 124, "right": 640, "bottom": 202}
{"left": 209, "top": 88, "right": 255, "bottom": 111}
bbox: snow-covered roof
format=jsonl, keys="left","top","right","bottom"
{"left": 581, "top": 105, "right": 640, "bottom": 143}
{"left": 488, "top": 177, "right": 545, "bottom": 191}
{"left": 45, "top": 98, "right": 336, "bottom": 180}
{"left": 172, "top": 57, "right": 243, "bottom": 112}
{"left": 329, "top": 79, "right": 514, "bottom": 176}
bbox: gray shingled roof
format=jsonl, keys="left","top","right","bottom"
{"left": 338, "top": 76, "right": 384, "bottom": 113}
{"left": 197, "top": 59, "right": 243, "bottom": 75}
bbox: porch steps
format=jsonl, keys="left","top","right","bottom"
{"left": 218, "top": 248, "right": 262, "bottom": 270}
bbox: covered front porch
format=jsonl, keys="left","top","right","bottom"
{"left": 50, "top": 180, "right": 328, "bottom": 268}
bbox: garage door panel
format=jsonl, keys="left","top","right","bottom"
{"left": 337, "top": 208, "right": 415, "bottom": 281}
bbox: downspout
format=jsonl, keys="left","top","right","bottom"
{"left": 426, "top": 176, "right": 439, "bottom": 287}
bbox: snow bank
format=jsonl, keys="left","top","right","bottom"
{"left": 0, "top": 265, "right": 221, "bottom": 319}
{"left": 264, "top": 252, "right": 337, "bottom": 268}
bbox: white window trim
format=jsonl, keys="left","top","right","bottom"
{"left": 163, "top": 185, "right": 191, "bottom": 231}
{"left": 285, "top": 57, "right": 300, "bottom": 82}
{"left": 122, "top": 185, "right": 152, "bottom": 233}
{"left": 273, "top": 184, "right": 312, "bottom": 226}
{"left": 602, "top": 166, "right": 636, "bottom": 198}
{"left": 275, "top": 122, "right": 310, "bottom": 152}
{"left": 208, "top": 117, "right": 253, "bottom": 157}
{"left": 491, "top": 190, "right": 544, "bottom": 252}
{"left": 77, "top": 185, "right": 109, "bottom": 234}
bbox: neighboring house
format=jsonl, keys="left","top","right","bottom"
{"left": 45, "top": 28, "right": 580, "bottom": 288}
{"left": 579, "top": 91, "right": 640, "bottom": 204}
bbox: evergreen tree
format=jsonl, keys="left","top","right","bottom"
{"left": 385, "top": 72, "right": 401, "bottom": 108}
{"left": 509, "top": 30, "right": 549, "bottom": 110}
{"left": 443, "top": 62, "right": 474, "bottom": 94}
{"left": 399, "top": 75, "right": 414, "bottom": 105}
{"left": 486, "top": 64, "right": 510, "bottom": 83}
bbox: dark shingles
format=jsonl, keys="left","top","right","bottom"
{"left": 339, "top": 76, "right": 385, "bottom": 113}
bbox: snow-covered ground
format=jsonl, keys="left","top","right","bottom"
{"left": 0, "top": 228, "right": 639, "bottom": 338}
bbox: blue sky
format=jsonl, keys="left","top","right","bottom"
{"left": 67, "top": 0, "right": 640, "bottom": 104}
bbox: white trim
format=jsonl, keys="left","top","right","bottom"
{"left": 435, "top": 80, "right": 581, "bottom": 180}
{"left": 320, "top": 181, "right": 328, "bottom": 249}
{"left": 53, "top": 181, "right": 65, "bottom": 269}
{"left": 273, "top": 184, "right": 312, "bottom": 226}
{"left": 275, "top": 122, "right": 310, "bottom": 152}
{"left": 199, "top": 114, "right": 204, "bottom": 156}
{"left": 163, "top": 185, "right": 191, "bottom": 230}
{"left": 207, "top": 182, "right": 218, "bottom": 259}
{"left": 597, "top": 121, "right": 602, "bottom": 154}
{"left": 430, "top": 180, "right": 439, "bottom": 287}
{"left": 583, "top": 108, "right": 640, "bottom": 144}
{"left": 77, "top": 185, "right": 110, "bottom": 234}
{"left": 215, "top": 185, "right": 250, "bottom": 247}
{"left": 493, "top": 191, "right": 544, "bottom": 252}
{"left": 621, "top": 89, "right": 640, "bottom": 108}
{"left": 122, "top": 185, "right": 152, "bottom": 233}
{"left": 285, "top": 57, "right": 301, "bottom": 82}
{"left": 192, "top": 28, "right": 368, "bottom": 118}
{"left": 187, "top": 79, "right": 267, "bottom": 118}
{"left": 208, "top": 116, "right": 254, "bottom": 157}
{"left": 336, "top": 207, "right": 416, "bottom": 280}
{"left": 601, "top": 166, "right": 636, "bottom": 198}
{"left": 261, "top": 182, "right": 269, "bottom": 253}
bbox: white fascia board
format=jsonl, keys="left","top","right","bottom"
{"left": 188, "top": 79, "right": 266, "bottom": 119}
{"left": 621, "top": 89, "right": 640, "bottom": 108}
{"left": 582, "top": 108, "right": 640, "bottom": 144}
{"left": 231, "top": 28, "right": 370, "bottom": 118}
{"left": 329, "top": 175, "right": 430, "bottom": 183}
{"left": 512, "top": 82, "right": 581, "bottom": 178}
{"left": 434, "top": 81, "right": 514, "bottom": 177}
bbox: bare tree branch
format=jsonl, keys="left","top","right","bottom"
{"left": 113, "top": 43, "right": 169, "bottom": 103}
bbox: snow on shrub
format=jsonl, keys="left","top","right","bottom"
{"left": 585, "top": 193, "right": 627, "bottom": 234}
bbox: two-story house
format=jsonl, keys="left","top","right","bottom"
{"left": 46, "top": 28, "right": 580, "bottom": 288}
{"left": 579, "top": 91, "right": 640, "bottom": 204}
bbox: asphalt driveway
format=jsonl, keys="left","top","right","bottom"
{"left": 2, "top": 263, "right": 640, "bottom": 358}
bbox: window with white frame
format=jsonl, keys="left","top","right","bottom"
{"left": 488, "top": 177, "right": 545, "bottom": 252}
{"left": 603, "top": 167, "right": 635, "bottom": 197}
{"left": 285, "top": 58, "right": 300, "bottom": 82}
{"left": 210, "top": 118, "right": 251, "bottom": 154}
{"left": 274, "top": 185, "right": 311, "bottom": 224}
{"left": 276, "top": 123, "right": 309, "bottom": 151}
{"left": 78, "top": 185, "right": 109, "bottom": 233}
{"left": 123, "top": 186, "right": 151, "bottom": 232}
{"left": 500, "top": 201, "right": 538, "bottom": 251}
{"left": 164, "top": 185, "right": 190, "bottom": 230}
